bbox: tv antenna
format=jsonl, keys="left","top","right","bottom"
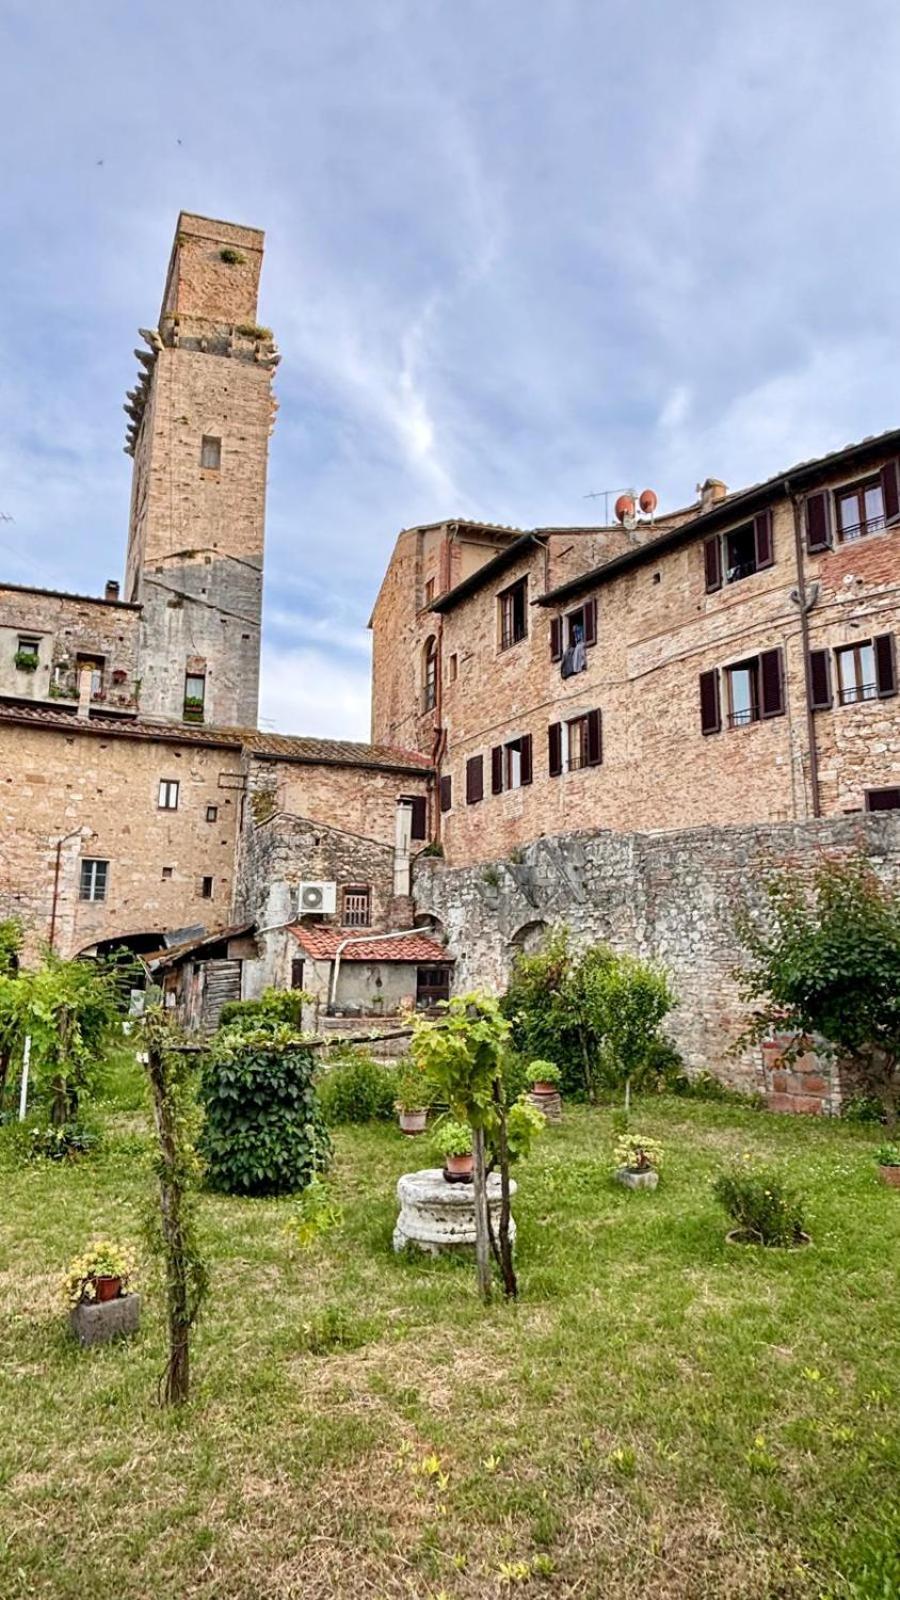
{"left": 584, "top": 488, "right": 634, "bottom": 523}
{"left": 0, "top": 512, "right": 14, "bottom": 524}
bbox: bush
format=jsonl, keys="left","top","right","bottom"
{"left": 318, "top": 1052, "right": 397, "bottom": 1125}
{"left": 842, "top": 1093, "right": 887, "bottom": 1126}
{"left": 614, "top": 1133, "right": 663, "bottom": 1173}
{"left": 200, "top": 1022, "right": 330, "bottom": 1195}
{"left": 218, "top": 988, "right": 306, "bottom": 1031}
{"left": 431, "top": 1117, "right": 473, "bottom": 1160}
{"left": 712, "top": 1166, "right": 806, "bottom": 1246}
{"left": 26, "top": 1121, "right": 99, "bottom": 1162}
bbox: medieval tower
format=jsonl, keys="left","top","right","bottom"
{"left": 123, "top": 212, "right": 278, "bottom": 728}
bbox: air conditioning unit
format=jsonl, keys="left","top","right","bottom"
{"left": 296, "top": 880, "right": 337, "bottom": 915}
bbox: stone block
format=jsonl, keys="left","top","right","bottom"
{"left": 69, "top": 1293, "right": 141, "bottom": 1346}
{"left": 615, "top": 1168, "right": 659, "bottom": 1190}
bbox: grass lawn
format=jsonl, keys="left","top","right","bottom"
{"left": 0, "top": 1059, "right": 898, "bottom": 1600}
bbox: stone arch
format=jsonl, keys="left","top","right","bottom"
{"left": 506, "top": 918, "right": 550, "bottom": 973}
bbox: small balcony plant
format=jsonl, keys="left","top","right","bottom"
{"left": 63, "top": 1239, "right": 136, "bottom": 1307}
{"left": 614, "top": 1132, "right": 664, "bottom": 1190}
{"left": 874, "top": 1143, "right": 900, "bottom": 1188}
{"left": 431, "top": 1117, "right": 474, "bottom": 1182}
{"left": 14, "top": 649, "right": 38, "bottom": 672}
{"left": 395, "top": 1064, "right": 429, "bottom": 1134}
{"left": 183, "top": 695, "right": 205, "bottom": 724}
{"left": 712, "top": 1166, "right": 809, "bottom": 1248}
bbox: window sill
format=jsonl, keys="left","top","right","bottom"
{"left": 497, "top": 638, "right": 527, "bottom": 655}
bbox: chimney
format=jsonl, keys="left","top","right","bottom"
{"left": 700, "top": 478, "right": 728, "bottom": 512}
{"left": 105, "top": 579, "right": 120, "bottom": 603}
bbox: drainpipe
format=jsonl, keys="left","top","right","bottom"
{"left": 48, "top": 828, "right": 85, "bottom": 953}
{"left": 328, "top": 923, "right": 433, "bottom": 1012}
{"left": 786, "top": 477, "right": 822, "bottom": 819}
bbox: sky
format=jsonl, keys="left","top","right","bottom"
{"left": 2, "top": 1, "right": 899, "bottom": 739}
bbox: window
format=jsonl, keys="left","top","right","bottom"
{"left": 342, "top": 886, "right": 371, "bottom": 927}
{"left": 417, "top": 966, "right": 451, "bottom": 1008}
{"left": 704, "top": 512, "right": 773, "bottom": 591}
{"left": 498, "top": 578, "right": 528, "bottom": 650}
{"left": 550, "top": 599, "right": 597, "bottom": 666}
{"left": 79, "top": 858, "right": 108, "bottom": 902}
{"left": 422, "top": 637, "right": 437, "bottom": 713}
{"left": 200, "top": 876, "right": 214, "bottom": 899}
{"left": 466, "top": 754, "right": 484, "bottom": 805}
{"left": 158, "top": 778, "right": 180, "bottom": 810}
{"left": 184, "top": 673, "right": 206, "bottom": 722}
{"left": 491, "top": 735, "right": 533, "bottom": 793}
{"left": 448, "top": 652, "right": 458, "bottom": 683}
{"left": 702, "top": 648, "right": 785, "bottom": 733}
{"left": 200, "top": 435, "right": 221, "bottom": 470}
{"left": 290, "top": 958, "right": 305, "bottom": 990}
{"left": 866, "top": 788, "right": 900, "bottom": 812}
{"left": 835, "top": 642, "right": 877, "bottom": 705}
{"left": 76, "top": 654, "right": 104, "bottom": 696}
{"left": 424, "top": 577, "right": 436, "bottom": 607}
{"left": 548, "top": 709, "right": 602, "bottom": 775}
{"left": 401, "top": 795, "right": 428, "bottom": 840}
{"left": 15, "top": 635, "right": 39, "bottom": 669}
{"left": 161, "top": 866, "right": 173, "bottom": 879}
{"left": 205, "top": 804, "right": 218, "bottom": 823}
{"left": 835, "top": 476, "right": 885, "bottom": 543}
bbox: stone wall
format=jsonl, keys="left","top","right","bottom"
{"left": 0, "top": 584, "right": 141, "bottom": 713}
{"left": 412, "top": 812, "right": 900, "bottom": 1095}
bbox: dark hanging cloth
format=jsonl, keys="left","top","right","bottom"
{"left": 560, "top": 625, "right": 587, "bottom": 679}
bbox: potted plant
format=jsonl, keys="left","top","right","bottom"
{"left": 529, "top": 1059, "right": 561, "bottom": 1095}
{"left": 432, "top": 1118, "right": 474, "bottom": 1182}
{"left": 875, "top": 1143, "right": 900, "bottom": 1188}
{"left": 395, "top": 1065, "right": 429, "bottom": 1134}
{"left": 63, "top": 1239, "right": 136, "bottom": 1307}
{"left": 712, "top": 1166, "right": 810, "bottom": 1248}
{"left": 14, "top": 648, "right": 38, "bottom": 672}
{"left": 614, "top": 1132, "right": 663, "bottom": 1190}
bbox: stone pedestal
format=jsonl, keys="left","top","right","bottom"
{"left": 615, "top": 1167, "right": 658, "bottom": 1190}
{"left": 529, "top": 1088, "right": 562, "bottom": 1121}
{"left": 393, "top": 1168, "right": 517, "bottom": 1255}
{"left": 69, "top": 1293, "right": 141, "bottom": 1346}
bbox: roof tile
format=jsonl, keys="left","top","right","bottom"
{"left": 290, "top": 926, "right": 451, "bottom": 963}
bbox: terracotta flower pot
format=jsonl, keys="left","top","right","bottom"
{"left": 532, "top": 1081, "right": 558, "bottom": 1096}
{"left": 398, "top": 1108, "right": 427, "bottom": 1135}
{"left": 878, "top": 1164, "right": 900, "bottom": 1188}
{"left": 444, "top": 1152, "right": 474, "bottom": 1181}
{"left": 93, "top": 1275, "right": 122, "bottom": 1303}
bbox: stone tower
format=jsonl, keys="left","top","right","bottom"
{"left": 123, "top": 212, "right": 278, "bottom": 727}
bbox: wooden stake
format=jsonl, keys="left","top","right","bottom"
{"left": 471, "top": 1126, "right": 492, "bottom": 1305}
{"left": 146, "top": 1033, "right": 194, "bottom": 1405}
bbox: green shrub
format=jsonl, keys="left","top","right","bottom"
{"left": 842, "top": 1093, "right": 887, "bottom": 1125}
{"left": 219, "top": 246, "right": 246, "bottom": 265}
{"left": 528, "top": 1059, "right": 561, "bottom": 1086}
{"left": 200, "top": 1023, "right": 330, "bottom": 1195}
{"left": 317, "top": 1052, "right": 397, "bottom": 1125}
{"left": 26, "top": 1122, "right": 99, "bottom": 1162}
{"left": 218, "top": 988, "right": 306, "bottom": 1031}
{"left": 874, "top": 1142, "right": 900, "bottom": 1167}
{"left": 431, "top": 1117, "right": 473, "bottom": 1161}
{"left": 712, "top": 1166, "right": 806, "bottom": 1246}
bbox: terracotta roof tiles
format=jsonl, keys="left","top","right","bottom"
{"left": 290, "top": 926, "right": 451, "bottom": 963}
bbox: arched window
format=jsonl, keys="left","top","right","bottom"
{"left": 422, "top": 636, "right": 437, "bottom": 712}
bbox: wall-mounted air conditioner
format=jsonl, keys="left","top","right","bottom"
{"left": 296, "top": 881, "right": 337, "bottom": 915}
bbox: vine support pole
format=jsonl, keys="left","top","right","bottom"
{"left": 146, "top": 1031, "right": 193, "bottom": 1405}
{"left": 471, "top": 1126, "right": 492, "bottom": 1305}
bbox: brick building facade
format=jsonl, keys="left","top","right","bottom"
{"left": 371, "top": 436, "right": 900, "bottom": 863}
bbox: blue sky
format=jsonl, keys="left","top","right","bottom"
{"left": 2, "top": 0, "right": 899, "bottom": 737}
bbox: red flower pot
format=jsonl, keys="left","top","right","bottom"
{"left": 878, "top": 1164, "right": 900, "bottom": 1188}
{"left": 93, "top": 1275, "right": 122, "bottom": 1303}
{"left": 532, "top": 1081, "right": 557, "bottom": 1096}
{"left": 444, "top": 1152, "right": 474, "bottom": 1180}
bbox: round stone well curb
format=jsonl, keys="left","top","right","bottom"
{"left": 393, "top": 1167, "right": 517, "bottom": 1255}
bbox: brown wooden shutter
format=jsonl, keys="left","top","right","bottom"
{"left": 805, "top": 490, "right": 831, "bottom": 552}
{"left": 754, "top": 510, "right": 774, "bottom": 569}
{"left": 439, "top": 774, "right": 452, "bottom": 812}
{"left": 875, "top": 633, "right": 897, "bottom": 698}
{"left": 466, "top": 754, "right": 483, "bottom": 805}
{"left": 548, "top": 722, "right": 562, "bottom": 777}
{"left": 699, "top": 669, "right": 721, "bottom": 734}
{"left": 881, "top": 460, "right": 900, "bottom": 524}
{"left": 520, "top": 734, "right": 533, "bottom": 785}
{"left": 760, "top": 647, "right": 785, "bottom": 718}
{"left": 704, "top": 536, "right": 722, "bottom": 592}
{"left": 808, "top": 649, "right": 832, "bottom": 710}
{"left": 409, "top": 796, "right": 427, "bottom": 839}
{"left": 586, "top": 708, "right": 603, "bottom": 766}
{"left": 583, "top": 598, "right": 597, "bottom": 646}
{"left": 550, "top": 617, "right": 563, "bottom": 661}
{"left": 491, "top": 745, "right": 504, "bottom": 794}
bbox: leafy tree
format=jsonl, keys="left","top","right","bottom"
{"left": 736, "top": 855, "right": 900, "bottom": 1129}
{"left": 0, "top": 950, "right": 125, "bottom": 1124}
{"left": 590, "top": 954, "right": 676, "bottom": 1114}
{"left": 200, "top": 1021, "right": 331, "bottom": 1195}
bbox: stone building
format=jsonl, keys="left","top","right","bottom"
{"left": 371, "top": 434, "right": 900, "bottom": 864}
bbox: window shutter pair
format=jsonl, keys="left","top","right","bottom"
{"left": 439, "top": 774, "right": 452, "bottom": 812}
{"left": 550, "top": 599, "right": 597, "bottom": 657}
{"left": 809, "top": 634, "right": 896, "bottom": 706}
{"left": 548, "top": 722, "right": 562, "bottom": 776}
{"left": 491, "top": 737, "right": 533, "bottom": 792}
{"left": 409, "top": 796, "right": 427, "bottom": 839}
{"left": 466, "top": 755, "right": 483, "bottom": 805}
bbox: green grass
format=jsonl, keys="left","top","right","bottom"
{"left": 0, "top": 1060, "right": 898, "bottom": 1599}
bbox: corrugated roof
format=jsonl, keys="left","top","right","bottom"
{"left": 540, "top": 425, "right": 900, "bottom": 608}
{"left": 290, "top": 926, "right": 451, "bottom": 963}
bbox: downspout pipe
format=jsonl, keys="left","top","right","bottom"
{"left": 48, "top": 828, "right": 85, "bottom": 953}
{"left": 786, "top": 477, "right": 822, "bottom": 819}
{"left": 328, "top": 923, "right": 434, "bottom": 1012}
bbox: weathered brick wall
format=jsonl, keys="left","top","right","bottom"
{"left": 413, "top": 812, "right": 900, "bottom": 1094}
{"left": 0, "top": 586, "right": 141, "bottom": 712}
{"left": 0, "top": 721, "right": 242, "bottom": 958}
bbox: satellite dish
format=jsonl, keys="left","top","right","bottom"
{"left": 614, "top": 493, "right": 636, "bottom": 524}
{"left": 639, "top": 488, "right": 658, "bottom": 515}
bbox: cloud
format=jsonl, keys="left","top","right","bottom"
{"left": 259, "top": 641, "right": 372, "bottom": 741}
